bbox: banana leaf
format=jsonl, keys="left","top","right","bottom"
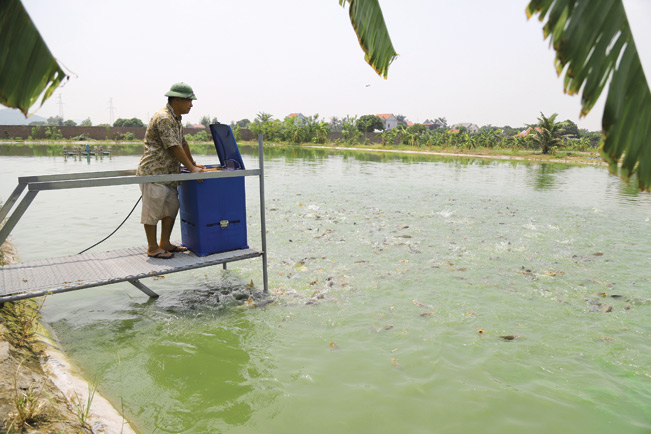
{"left": 339, "top": 0, "right": 398, "bottom": 79}
{"left": 0, "top": 0, "right": 67, "bottom": 116}
{"left": 527, "top": 0, "right": 651, "bottom": 190}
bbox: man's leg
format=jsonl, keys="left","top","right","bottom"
{"left": 158, "top": 185, "right": 185, "bottom": 252}
{"left": 141, "top": 183, "right": 175, "bottom": 258}
{"left": 159, "top": 216, "right": 176, "bottom": 251}
{"left": 144, "top": 223, "right": 172, "bottom": 257}
{"left": 144, "top": 224, "right": 159, "bottom": 253}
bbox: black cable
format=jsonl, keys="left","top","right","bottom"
{"left": 78, "top": 196, "right": 142, "bottom": 255}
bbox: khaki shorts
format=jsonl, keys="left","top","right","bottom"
{"left": 140, "top": 183, "right": 179, "bottom": 225}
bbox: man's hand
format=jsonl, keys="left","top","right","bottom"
{"left": 171, "top": 146, "right": 203, "bottom": 173}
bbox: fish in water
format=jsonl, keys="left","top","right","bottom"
{"left": 236, "top": 296, "right": 275, "bottom": 309}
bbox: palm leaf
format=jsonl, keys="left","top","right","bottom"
{"left": 339, "top": 0, "right": 398, "bottom": 79}
{"left": 527, "top": 0, "right": 651, "bottom": 190}
{"left": 0, "top": 0, "right": 67, "bottom": 116}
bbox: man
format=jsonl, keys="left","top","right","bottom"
{"left": 137, "top": 82, "right": 204, "bottom": 259}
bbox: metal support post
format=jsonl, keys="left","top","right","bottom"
{"left": 128, "top": 279, "right": 160, "bottom": 298}
{"left": 0, "top": 183, "right": 27, "bottom": 222}
{"left": 258, "top": 134, "right": 269, "bottom": 294}
{"left": 0, "top": 191, "right": 38, "bottom": 245}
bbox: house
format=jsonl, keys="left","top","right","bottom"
{"left": 376, "top": 113, "right": 398, "bottom": 130}
{"left": 450, "top": 122, "right": 480, "bottom": 133}
{"left": 423, "top": 119, "right": 446, "bottom": 130}
{"left": 287, "top": 113, "right": 307, "bottom": 126}
{"left": 517, "top": 127, "right": 543, "bottom": 136}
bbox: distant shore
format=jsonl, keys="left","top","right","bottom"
{"left": 0, "top": 140, "right": 606, "bottom": 167}
{"left": 295, "top": 143, "right": 606, "bottom": 167}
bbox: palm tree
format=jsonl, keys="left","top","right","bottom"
{"left": 339, "top": 0, "right": 650, "bottom": 189}
{"left": 402, "top": 129, "right": 420, "bottom": 147}
{"left": 313, "top": 121, "right": 331, "bottom": 144}
{"left": 0, "top": 0, "right": 66, "bottom": 116}
{"left": 3, "top": 0, "right": 651, "bottom": 188}
{"left": 255, "top": 112, "right": 274, "bottom": 123}
{"left": 529, "top": 112, "right": 562, "bottom": 154}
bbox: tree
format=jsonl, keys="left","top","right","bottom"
{"left": 114, "top": 117, "right": 144, "bottom": 127}
{"left": 329, "top": 116, "right": 343, "bottom": 132}
{"left": 251, "top": 113, "right": 283, "bottom": 141}
{"left": 338, "top": 0, "right": 651, "bottom": 189}
{"left": 236, "top": 119, "right": 250, "bottom": 128}
{"left": 47, "top": 115, "right": 63, "bottom": 126}
{"left": 475, "top": 126, "right": 502, "bottom": 148}
{"left": 395, "top": 114, "right": 408, "bottom": 127}
{"left": 529, "top": 112, "right": 562, "bottom": 154}
{"left": 501, "top": 125, "right": 522, "bottom": 137}
{"left": 559, "top": 119, "right": 580, "bottom": 139}
{"left": 313, "top": 121, "right": 331, "bottom": 144}
{"left": 341, "top": 115, "right": 363, "bottom": 144}
{"left": 3, "top": 0, "right": 651, "bottom": 188}
{"left": 80, "top": 118, "right": 92, "bottom": 126}
{"left": 379, "top": 127, "right": 401, "bottom": 146}
{"left": 255, "top": 112, "right": 273, "bottom": 123}
{"left": 356, "top": 114, "right": 384, "bottom": 132}
{"left": 63, "top": 119, "right": 76, "bottom": 126}
{"left": 198, "top": 116, "right": 218, "bottom": 128}
{"left": 525, "top": 0, "right": 651, "bottom": 188}
{"left": 407, "top": 123, "right": 426, "bottom": 135}
{"left": 401, "top": 124, "right": 426, "bottom": 147}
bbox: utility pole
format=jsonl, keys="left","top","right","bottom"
{"left": 57, "top": 94, "right": 64, "bottom": 119}
{"left": 108, "top": 98, "right": 116, "bottom": 125}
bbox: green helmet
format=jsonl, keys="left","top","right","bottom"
{"left": 164, "top": 82, "right": 197, "bottom": 100}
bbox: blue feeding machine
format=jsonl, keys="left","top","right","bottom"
{"left": 179, "top": 123, "right": 248, "bottom": 256}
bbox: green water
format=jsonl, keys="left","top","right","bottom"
{"left": 1, "top": 149, "right": 650, "bottom": 433}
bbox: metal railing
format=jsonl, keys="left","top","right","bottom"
{"left": 0, "top": 135, "right": 269, "bottom": 293}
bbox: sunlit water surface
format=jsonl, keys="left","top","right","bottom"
{"left": 1, "top": 148, "right": 650, "bottom": 433}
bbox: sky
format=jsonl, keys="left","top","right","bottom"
{"left": 18, "top": 0, "right": 651, "bottom": 131}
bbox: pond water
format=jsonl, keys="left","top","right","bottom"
{"left": 1, "top": 148, "right": 650, "bottom": 433}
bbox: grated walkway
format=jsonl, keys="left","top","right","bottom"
{"left": 0, "top": 246, "right": 262, "bottom": 302}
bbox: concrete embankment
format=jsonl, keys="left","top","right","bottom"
{"left": 0, "top": 238, "right": 137, "bottom": 433}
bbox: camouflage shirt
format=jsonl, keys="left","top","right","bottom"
{"left": 136, "top": 103, "right": 188, "bottom": 186}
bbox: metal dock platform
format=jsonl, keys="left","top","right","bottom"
{"left": 0, "top": 136, "right": 269, "bottom": 303}
{"left": 0, "top": 247, "right": 262, "bottom": 302}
